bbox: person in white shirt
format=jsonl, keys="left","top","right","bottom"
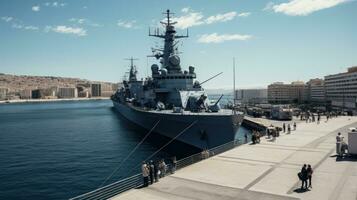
{"left": 142, "top": 162, "right": 149, "bottom": 187}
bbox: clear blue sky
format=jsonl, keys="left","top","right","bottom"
{"left": 0, "top": 0, "right": 356, "bottom": 89}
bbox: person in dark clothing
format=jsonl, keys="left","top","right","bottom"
{"left": 307, "top": 164, "right": 313, "bottom": 188}
{"left": 300, "top": 164, "right": 308, "bottom": 190}
{"left": 283, "top": 123, "right": 286, "bottom": 133}
{"left": 153, "top": 161, "right": 159, "bottom": 182}
{"left": 287, "top": 124, "right": 291, "bottom": 134}
{"left": 171, "top": 156, "right": 177, "bottom": 174}
{"left": 252, "top": 131, "right": 256, "bottom": 144}
{"left": 149, "top": 161, "right": 155, "bottom": 185}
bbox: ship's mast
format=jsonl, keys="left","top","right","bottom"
{"left": 149, "top": 9, "right": 188, "bottom": 74}
{"left": 233, "top": 57, "right": 236, "bottom": 115}
{"left": 125, "top": 57, "right": 139, "bottom": 82}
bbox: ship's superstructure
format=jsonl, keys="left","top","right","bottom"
{"left": 112, "top": 10, "right": 244, "bottom": 150}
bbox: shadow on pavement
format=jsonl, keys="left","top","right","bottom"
{"left": 293, "top": 188, "right": 310, "bottom": 193}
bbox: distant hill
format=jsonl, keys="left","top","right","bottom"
{"left": 0, "top": 73, "right": 116, "bottom": 92}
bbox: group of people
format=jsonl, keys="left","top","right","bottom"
{"left": 299, "top": 111, "right": 340, "bottom": 124}
{"left": 282, "top": 122, "right": 297, "bottom": 134}
{"left": 251, "top": 130, "right": 261, "bottom": 144}
{"left": 298, "top": 164, "right": 313, "bottom": 190}
{"left": 141, "top": 157, "right": 176, "bottom": 187}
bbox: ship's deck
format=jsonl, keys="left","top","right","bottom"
{"left": 147, "top": 109, "right": 240, "bottom": 116}
{"left": 114, "top": 100, "right": 243, "bottom": 116}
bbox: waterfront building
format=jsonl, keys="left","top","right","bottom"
{"left": 78, "top": 90, "right": 89, "bottom": 98}
{"left": 0, "top": 87, "right": 9, "bottom": 100}
{"left": 236, "top": 89, "right": 268, "bottom": 104}
{"left": 325, "top": 66, "right": 357, "bottom": 111}
{"left": 31, "top": 88, "right": 57, "bottom": 99}
{"left": 91, "top": 83, "right": 115, "bottom": 97}
{"left": 57, "top": 87, "right": 78, "bottom": 98}
{"left": 112, "top": 83, "right": 120, "bottom": 91}
{"left": 268, "top": 81, "right": 307, "bottom": 104}
{"left": 77, "top": 86, "right": 89, "bottom": 98}
{"left": 101, "top": 83, "right": 115, "bottom": 97}
{"left": 306, "top": 78, "right": 326, "bottom": 103}
{"left": 19, "top": 89, "right": 32, "bottom": 99}
{"left": 91, "top": 84, "right": 101, "bottom": 97}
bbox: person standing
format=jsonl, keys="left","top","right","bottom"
{"left": 317, "top": 114, "right": 320, "bottom": 124}
{"left": 287, "top": 124, "right": 291, "bottom": 134}
{"left": 300, "top": 164, "right": 308, "bottom": 190}
{"left": 293, "top": 122, "right": 297, "bottom": 131}
{"left": 171, "top": 156, "right": 177, "bottom": 174}
{"left": 154, "top": 160, "right": 159, "bottom": 182}
{"left": 149, "top": 161, "right": 155, "bottom": 185}
{"left": 252, "top": 131, "right": 256, "bottom": 144}
{"left": 307, "top": 164, "right": 313, "bottom": 188}
{"left": 283, "top": 123, "right": 286, "bottom": 133}
{"left": 142, "top": 162, "right": 149, "bottom": 187}
{"left": 244, "top": 132, "right": 248, "bottom": 143}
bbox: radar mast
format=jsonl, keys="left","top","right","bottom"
{"left": 125, "top": 57, "right": 139, "bottom": 82}
{"left": 149, "top": 9, "right": 189, "bottom": 74}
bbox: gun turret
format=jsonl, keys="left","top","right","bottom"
{"left": 209, "top": 94, "right": 224, "bottom": 112}
{"left": 214, "top": 94, "right": 224, "bottom": 106}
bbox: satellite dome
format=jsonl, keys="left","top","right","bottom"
{"left": 169, "top": 55, "right": 180, "bottom": 66}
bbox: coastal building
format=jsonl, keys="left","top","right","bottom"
{"left": 31, "top": 88, "right": 57, "bottom": 99}
{"left": 325, "top": 66, "right": 357, "bottom": 111}
{"left": 77, "top": 86, "right": 89, "bottom": 98}
{"left": 306, "top": 78, "right": 326, "bottom": 103}
{"left": 0, "top": 87, "right": 9, "bottom": 100}
{"left": 78, "top": 90, "right": 89, "bottom": 98}
{"left": 91, "top": 84, "right": 101, "bottom": 97}
{"left": 57, "top": 87, "right": 78, "bottom": 98}
{"left": 19, "top": 89, "right": 32, "bottom": 99}
{"left": 91, "top": 83, "right": 115, "bottom": 97}
{"left": 268, "top": 81, "right": 307, "bottom": 104}
{"left": 236, "top": 89, "right": 268, "bottom": 104}
{"left": 101, "top": 83, "right": 115, "bottom": 97}
{"left": 112, "top": 83, "right": 120, "bottom": 91}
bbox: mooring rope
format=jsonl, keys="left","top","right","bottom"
{"left": 99, "top": 120, "right": 161, "bottom": 187}
{"left": 128, "top": 120, "right": 198, "bottom": 175}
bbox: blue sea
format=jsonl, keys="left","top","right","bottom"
{"left": 0, "top": 100, "right": 250, "bottom": 200}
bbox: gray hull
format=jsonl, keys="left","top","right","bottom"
{"left": 113, "top": 101, "right": 243, "bottom": 150}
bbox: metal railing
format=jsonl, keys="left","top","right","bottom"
{"left": 69, "top": 139, "right": 242, "bottom": 200}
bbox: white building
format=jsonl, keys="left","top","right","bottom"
{"left": 268, "top": 81, "right": 307, "bottom": 104}
{"left": 236, "top": 89, "right": 267, "bottom": 104}
{"left": 57, "top": 87, "right": 78, "bottom": 98}
{"left": 325, "top": 66, "right": 357, "bottom": 111}
{"left": 306, "top": 78, "right": 325, "bottom": 103}
{"left": 0, "top": 87, "right": 8, "bottom": 100}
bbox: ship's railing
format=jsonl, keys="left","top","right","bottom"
{"left": 69, "top": 139, "right": 242, "bottom": 200}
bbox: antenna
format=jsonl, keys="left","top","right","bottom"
{"left": 124, "top": 57, "right": 139, "bottom": 67}
{"left": 233, "top": 57, "right": 236, "bottom": 115}
{"left": 199, "top": 72, "right": 223, "bottom": 86}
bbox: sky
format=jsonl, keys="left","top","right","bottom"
{"left": 0, "top": 0, "right": 356, "bottom": 89}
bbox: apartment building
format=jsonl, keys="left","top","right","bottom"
{"left": 325, "top": 66, "right": 357, "bottom": 110}
{"left": 268, "top": 81, "right": 307, "bottom": 104}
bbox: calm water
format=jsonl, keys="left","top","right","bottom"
{"left": 0, "top": 100, "right": 250, "bottom": 200}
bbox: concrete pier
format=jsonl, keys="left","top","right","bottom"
{"left": 111, "top": 116, "right": 357, "bottom": 200}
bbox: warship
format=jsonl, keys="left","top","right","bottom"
{"left": 111, "top": 10, "right": 244, "bottom": 150}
